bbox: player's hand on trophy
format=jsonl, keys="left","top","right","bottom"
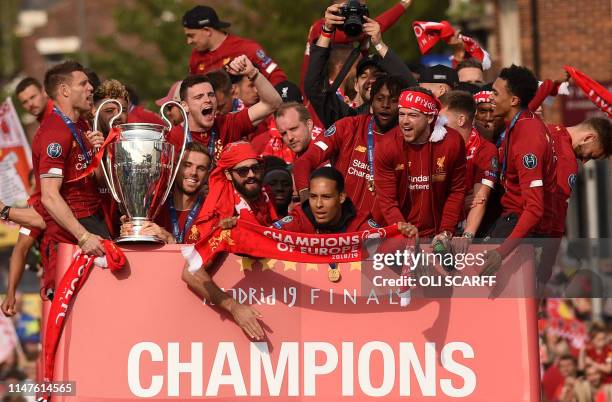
{"left": 230, "top": 302, "right": 264, "bottom": 340}
{"left": 1, "top": 292, "right": 17, "bottom": 317}
{"left": 139, "top": 221, "right": 173, "bottom": 244}
{"left": 225, "top": 55, "right": 256, "bottom": 78}
{"left": 85, "top": 130, "right": 105, "bottom": 149}
{"left": 219, "top": 216, "right": 239, "bottom": 230}
{"left": 79, "top": 232, "right": 105, "bottom": 256}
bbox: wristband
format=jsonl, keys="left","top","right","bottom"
{"left": 321, "top": 30, "right": 333, "bottom": 39}
{"left": 78, "top": 232, "right": 91, "bottom": 248}
{"left": 321, "top": 25, "right": 334, "bottom": 34}
{"left": 0, "top": 205, "right": 10, "bottom": 221}
{"left": 247, "top": 69, "right": 259, "bottom": 81}
{"left": 374, "top": 42, "right": 386, "bottom": 53}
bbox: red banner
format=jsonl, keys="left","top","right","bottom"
{"left": 183, "top": 220, "right": 405, "bottom": 273}
{"left": 48, "top": 243, "right": 541, "bottom": 401}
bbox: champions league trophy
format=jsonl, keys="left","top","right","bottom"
{"left": 93, "top": 100, "right": 188, "bottom": 243}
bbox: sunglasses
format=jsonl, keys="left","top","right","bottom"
{"left": 230, "top": 163, "right": 265, "bottom": 178}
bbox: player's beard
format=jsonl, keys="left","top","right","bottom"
{"left": 232, "top": 176, "right": 262, "bottom": 201}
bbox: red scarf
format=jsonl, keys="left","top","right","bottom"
{"left": 195, "top": 141, "right": 277, "bottom": 239}
{"left": 564, "top": 65, "right": 612, "bottom": 118}
{"left": 43, "top": 241, "right": 125, "bottom": 391}
{"left": 260, "top": 119, "right": 296, "bottom": 164}
{"left": 465, "top": 128, "right": 481, "bottom": 160}
{"left": 412, "top": 20, "right": 491, "bottom": 69}
{"left": 182, "top": 220, "right": 404, "bottom": 273}
{"left": 65, "top": 127, "right": 121, "bottom": 184}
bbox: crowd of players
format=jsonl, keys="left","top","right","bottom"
{"left": 0, "top": 1, "right": 611, "bottom": 398}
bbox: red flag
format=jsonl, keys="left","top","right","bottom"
{"left": 412, "top": 20, "right": 455, "bottom": 54}
{"left": 564, "top": 66, "right": 612, "bottom": 118}
{"left": 458, "top": 34, "right": 491, "bottom": 70}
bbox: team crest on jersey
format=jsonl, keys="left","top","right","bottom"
{"left": 355, "top": 145, "right": 367, "bottom": 153}
{"left": 324, "top": 124, "right": 336, "bottom": 137}
{"left": 47, "top": 143, "right": 62, "bottom": 158}
{"left": 273, "top": 215, "right": 293, "bottom": 229}
{"left": 436, "top": 156, "right": 446, "bottom": 173}
{"left": 394, "top": 163, "right": 405, "bottom": 170}
{"left": 367, "top": 219, "right": 380, "bottom": 228}
{"left": 198, "top": 63, "right": 205, "bottom": 72}
{"left": 522, "top": 153, "right": 537, "bottom": 169}
{"left": 568, "top": 174, "right": 577, "bottom": 190}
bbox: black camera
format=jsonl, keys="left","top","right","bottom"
{"left": 337, "top": 0, "right": 369, "bottom": 37}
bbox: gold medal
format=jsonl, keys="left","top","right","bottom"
{"left": 328, "top": 266, "right": 341, "bottom": 282}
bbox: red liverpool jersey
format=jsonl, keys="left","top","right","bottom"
{"left": 189, "top": 34, "right": 287, "bottom": 86}
{"left": 293, "top": 114, "right": 387, "bottom": 216}
{"left": 32, "top": 111, "right": 100, "bottom": 243}
{"left": 498, "top": 111, "right": 556, "bottom": 238}
{"left": 375, "top": 126, "right": 466, "bottom": 237}
{"left": 548, "top": 124, "right": 578, "bottom": 236}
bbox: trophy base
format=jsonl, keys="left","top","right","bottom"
{"left": 115, "top": 235, "right": 165, "bottom": 244}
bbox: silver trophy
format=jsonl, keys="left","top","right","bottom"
{"left": 94, "top": 99, "right": 188, "bottom": 243}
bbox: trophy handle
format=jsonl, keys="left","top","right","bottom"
{"left": 93, "top": 99, "right": 122, "bottom": 203}
{"left": 159, "top": 100, "right": 189, "bottom": 205}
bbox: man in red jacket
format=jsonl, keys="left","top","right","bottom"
{"left": 275, "top": 166, "right": 418, "bottom": 236}
{"left": 293, "top": 75, "right": 410, "bottom": 217}
{"left": 183, "top": 5, "right": 287, "bottom": 86}
{"left": 374, "top": 87, "right": 466, "bottom": 248}
{"left": 481, "top": 65, "right": 557, "bottom": 278}
{"left": 166, "top": 56, "right": 282, "bottom": 163}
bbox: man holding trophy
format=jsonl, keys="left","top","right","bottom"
{"left": 167, "top": 55, "right": 282, "bottom": 163}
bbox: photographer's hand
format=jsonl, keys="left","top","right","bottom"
{"left": 363, "top": 16, "right": 387, "bottom": 57}
{"left": 318, "top": 3, "right": 346, "bottom": 47}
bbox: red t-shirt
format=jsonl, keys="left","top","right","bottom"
{"left": 166, "top": 108, "right": 255, "bottom": 162}
{"left": 498, "top": 111, "right": 556, "bottom": 238}
{"left": 272, "top": 203, "right": 378, "bottom": 233}
{"left": 189, "top": 34, "right": 287, "bottom": 86}
{"left": 300, "top": 3, "right": 406, "bottom": 91}
{"left": 549, "top": 124, "right": 578, "bottom": 237}
{"left": 293, "top": 114, "right": 386, "bottom": 217}
{"left": 156, "top": 201, "right": 202, "bottom": 244}
{"left": 128, "top": 105, "right": 165, "bottom": 126}
{"left": 374, "top": 126, "right": 467, "bottom": 237}
{"left": 465, "top": 128, "right": 499, "bottom": 195}
{"left": 32, "top": 111, "right": 101, "bottom": 243}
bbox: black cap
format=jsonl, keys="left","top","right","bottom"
{"left": 275, "top": 81, "right": 303, "bottom": 103}
{"left": 182, "top": 6, "right": 231, "bottom": 30}
{"left": 419, "top": 64, "right": 458, "bottom": 87}
{"left": 356, "top": 55, "right": 382, "bottom": 76}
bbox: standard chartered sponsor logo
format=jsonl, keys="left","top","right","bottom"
{"left": 347, "top": 159, "right": 373, "bottom": 180}
{"left": 409, "top": 175, "right": 429, "bottom": 190}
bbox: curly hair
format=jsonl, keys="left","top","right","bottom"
{"left": 93, "top": 79, "right": 129, "bottom": 104}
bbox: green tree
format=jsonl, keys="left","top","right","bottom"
{"left": 90, "top": 0, "right": 450, "bottom": 106}
{"left": 89, "top": 0, "right": 195, "bottom": 108}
